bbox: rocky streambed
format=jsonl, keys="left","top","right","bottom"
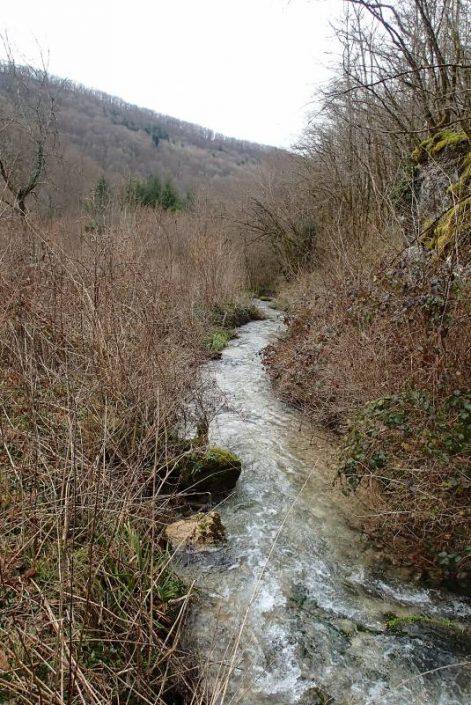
{"left": 175, "top": 301, "right": 471, "bottom": 705}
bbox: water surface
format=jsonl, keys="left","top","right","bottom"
{"left": 179, "top": 301, "right": 470, "bottom": 705}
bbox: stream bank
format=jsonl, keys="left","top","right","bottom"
{"left": 177, "top": 301, "right": 470, "bottom": 705}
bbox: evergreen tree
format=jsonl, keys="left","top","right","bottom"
{"left": 125, "top": 174, "right": 184, "bottom": 212}
{"left": 143, "top": 175, "right": 162, "bottom": 206}
{"left": 161, "top": 179, "right": 181, "bottom": 211}
{"left": 85, "top": 176, "right": 112, "bottom": 233}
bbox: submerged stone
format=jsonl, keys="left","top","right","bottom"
{"left": 165, "top": 511, "right": 226, "bottom": 551}
{"left": 299, "top": 686, "right": 336, "bottom": 705}
{"left": 336, "top": 618, "right": 357, "bottom": 638}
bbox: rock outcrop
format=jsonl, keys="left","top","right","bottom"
{"left": 411, "top": 130, "right": 470, "bottom": 254}
{"left": 165, "top": 511, "right": 226, "bottom": 551}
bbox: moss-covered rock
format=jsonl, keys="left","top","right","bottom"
{"left": 420, "top": 195, "right": 471, "bottom": 253}
{"left": 211, "top": 302, "right": 264, "bottom": 328}
{"left": 385, "top": 613, "right": 471, "bottom": 653}
{"left": 435, "top": 197, "right": 470, "bottom": 252}
{"left": 179, "top": 446, "right": 242, "bottom": 497}
{"left": 411, "top": 130, "right": 471, "bottom": 255}
{"left": 200, "top": 302, "right": 264, "bottom": 358}
{"left": 412, "top": 130, "right": 469, "bottom": 164}
{"left": 203, "top": 328, "right": 235, "bottom": 356}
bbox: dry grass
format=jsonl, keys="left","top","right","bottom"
{"left": 0, "top": 206, "right": 250, "bottom": 704}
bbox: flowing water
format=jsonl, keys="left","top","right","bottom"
{"left": 178, "top": 301, "right": 470, "bottom": 705}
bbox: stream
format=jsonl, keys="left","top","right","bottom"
{"left": 178, "top": 301, "right": 470, "bottom": 705}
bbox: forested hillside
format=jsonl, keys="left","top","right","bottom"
{"left": 56, "top": 80, "right": 272, "bottom": 190}
{"left": 0, "top": 63, "right": 274, "bottom": 215}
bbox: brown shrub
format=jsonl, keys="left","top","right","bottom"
{"left": 0, "top": 206, "right": 247, "bottom": 704}
{"left": 265, "top": 252, "right": 470, "bottom": 585}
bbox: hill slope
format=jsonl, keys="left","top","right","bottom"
{"left": 0, "top": 66, "right": 276, "bottom": 214}
{"left": 58, "top": 80, "right": 273, "bottom": 185}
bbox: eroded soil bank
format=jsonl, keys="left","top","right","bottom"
{"left": 177, "top": 302, "right": 470, "bottom": 705}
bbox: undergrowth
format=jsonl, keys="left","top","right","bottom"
{"left": 265, "top": 248, "right": 470, "bottom": 587}
{"left": 340, "top": 390, "right": 470, "bottom": 583}
{"left": 0, "top": 207, "right": 248, "bottom": 704}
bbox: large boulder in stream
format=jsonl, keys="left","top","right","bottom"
{"left": 179, "top": 446, "right": 242, "bottom": 498}
{"left": 165, "top": 511, "right": 226, "bottom": 551}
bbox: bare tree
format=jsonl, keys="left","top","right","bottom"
{"left": 290, "top": 0, "right": 471, "bottom": 257}
{"left": 243, "top": 155, "right": 318, "bottom": 280}
{"left": 336, "top": 0, "right": 471, "bottom": 137}
{"left": 0, "top": 47, "right": 57, "bottom": 218}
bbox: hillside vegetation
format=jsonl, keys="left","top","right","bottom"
{"left": 0, "top": 56, "right": 267, "bottom": 705}
{"left": 0, "top": 62, "right": 274, "bottom": 216}
{"left": 0, "top": 202, "right": 262, "bottom": 702}
{"left": 258, "top": 0, "right": 470, "bottom": 590}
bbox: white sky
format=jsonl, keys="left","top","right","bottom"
{"left": 1, "top": 0, "right": 342, "bottom": 148}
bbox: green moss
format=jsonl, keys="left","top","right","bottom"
{"left": 412, "top": 130, "right": 469, "bottom": 164}
{"left": 203, "top": 303, "right": 264, "bottom": 354}
{"left": 184, "top": 446, "right": 241, "bottom": 478}
{"left": 435, "top": 197, "right": 470, "bottom": 251}
{"left": 411, "top": 146, "right": 423, "bottom": 163}
{"left": 418, "top": 129, "right": 470, "bottom": 253}
{"left": 429, "top": 130, "right": 468, "bottom": 156}
{"left": 420, "top": 217, "right": 436, "bottom": 248}
{"left": 422, "top": 196, "right": 471, "bottom": 253}
{"left": 179, "top": 446, "right": 242, "bottom": 496}
{"left": 386, "top": 613, "right": 464, "bottom": 635}
{"left": 202, "top": 446, "right": 240, "bottom": 467}
{"left": 448, "top": 150, "right": 471, "bottom": 197}
{"left": 203, "top": 328, "right": 235, "bottom": 353}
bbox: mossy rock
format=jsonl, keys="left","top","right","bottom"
{"left": 211, "top": 302, "right": 264, "bottom": 329}
{"left": 429, "top": 130, "right": 468, "bottom": 155}
{"left": 385, "top": 613, "right": 471, "bottom": 653}
{"left": 416, "top": 130, "right": 471, "bottom": 254}
{"left": 448, "top": 154, "right": 471, "bottom": 197}
{"left": 412, "top": 130, "right": 469, "bottom": 164}
{"left": 203, "top": 328, "right": 235, "bottom": 355}
{"left": 179, "top": 446, "right": 242, "bottom": 497}
{"left": 421, "top": 196, "right": 471, "bottom": 253}
{"left": 257, "top": 294, "right": 274, "bottom": 302}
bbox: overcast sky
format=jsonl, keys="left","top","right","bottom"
{"left": 1, "top": 0, "right": 342, "bottom": 148}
